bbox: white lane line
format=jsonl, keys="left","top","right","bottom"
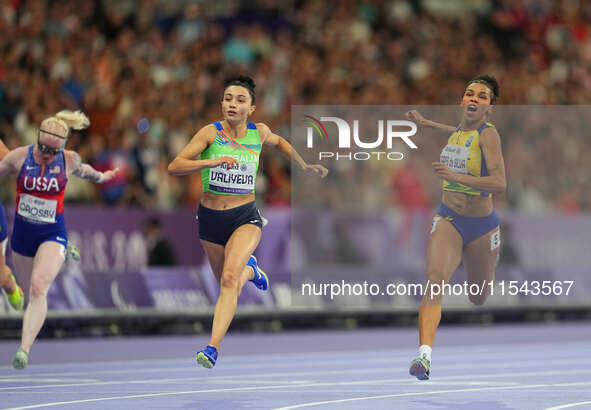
{"left": 273, "top": 381, "right": 591, "bottom": 410}
{"left": 4, "top": 354, "right": 591, "bottom": 380}
{"left": 0, "top": 379, "right": 97, "bottom": 383}
{"left": 545, "top": 401, "right": 591, "bottom": 410}
{"left": 3, "top": 384, "right": 302, "bottom": 409}
{"left": 146, "top": 368, "right": 591, "bottom": 386}
{"left": 3, "top": 365, "right": 591, "bottom": 392}
{"left": 7, "top": 380, "right": 591, "bottom": 410}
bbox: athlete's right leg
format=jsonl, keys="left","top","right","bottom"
{"left": 419, "top": 216, "right": 463, "bottom": 346}
{"left": 196, "top": 234, "right": 260, "bottom": 368}
{"left": 410, "top": 215, "right": 463, "bottom": 380}
{"left": 10, "top": 251, "right": 33, "bottom": 369}
{"left": 194, "top": 240, "right": 225, "bottom": 368}
{"left": 201, "top": 240, "right": 226, "bottom": 282}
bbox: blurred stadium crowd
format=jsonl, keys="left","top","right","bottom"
{"left": 0, "top": 0, "right": 590, "bottom": 212}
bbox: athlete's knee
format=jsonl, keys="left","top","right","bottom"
{"left": 219, "top": 268, "right": 240, "bottom": 290}
{"left": 425, "top": 267, "right": 448, "bottom": 287}
{"left": 30, "top": 275, "right": 49, "bottom": 299}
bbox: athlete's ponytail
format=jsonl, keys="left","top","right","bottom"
{"left": 55, "top": 110, "right": 90, "bottom": 130}
{"left": 40, "top": 110, "right": 90, "bottom": 138}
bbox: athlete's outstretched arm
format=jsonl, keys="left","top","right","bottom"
{"left": 258, "top": 123, "right": 328, "bottom": 178}
{"left": 168, "top": 124, "right": 238, "bottom": 176}
{"left": 406, "top": 110, "right": 457, "bottom": 133}
{"left": 0, "top": 147, "right": 27, "bottom": 177}
{"left": 66, "top": 151, "right": 119, "bottom": 183}
{"left": 432, "top": 127, "right": 506, "bottom": 194}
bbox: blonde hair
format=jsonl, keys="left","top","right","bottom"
{"left": 40, "top": 110, "right": 90, "bottom": 138}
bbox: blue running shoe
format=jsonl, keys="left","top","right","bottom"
{"left": 409, "top": 356, "right": 430, "bottom": 380}
{"left": 247, "top": 255, "right": 269, "bottom": 291}
{"left": 196, "top": 345, "right": 217, "bottom": 368}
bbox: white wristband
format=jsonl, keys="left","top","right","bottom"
{"left": 97, "top": 172, "right": 105, "bottom": 184}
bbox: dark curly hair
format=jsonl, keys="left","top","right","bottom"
{"left": 224, "top": 75, "right": 256, "bottom": 104}
{"left": 466, "top": 75, "right": 499, "bottom": 104}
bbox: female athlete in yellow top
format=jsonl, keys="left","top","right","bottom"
{"left": 406, "top": 75, "right": 506, "bottom": 380}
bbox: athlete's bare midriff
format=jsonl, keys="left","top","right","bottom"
{"left": 200, "top": 192, "right": 256, "bottom": 210}
{"left": 441, "top": 190, "right": 493, "bottom": 217}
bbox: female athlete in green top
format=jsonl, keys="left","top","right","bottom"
{"left": 168, "top": 75, "right": 327, "bottom": 368}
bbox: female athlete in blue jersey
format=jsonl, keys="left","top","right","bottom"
{"left": 169, "top": 75, "right": 327, "bottom": 368}
{"left": 0, "top": 110, "right": 118, "bottom": 369}
{"left": 0, "top": 139, "right": 24, "bottom": 312}
{"left": 406, "top": 75, "right": 506, "bottom": 380}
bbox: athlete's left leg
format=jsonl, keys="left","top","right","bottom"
{"left": 208, "top": 224, "right": 261, "bottom": 350}
{"left": 463, "top": 227, "right": 500, "bottom": 306}
{"left": 13, "top": 241, "right": 65, "bottom": 368}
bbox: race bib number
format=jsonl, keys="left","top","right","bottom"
{"left": 490, "top": 229, "right": 501, "bottom": 251}
{"left": 440, "top": 145, "right": 469, "bottom": 174}
{"left": 18, "top": 193, "right": 57, "bottom": 223}
{"left": 208, "top": 162, "right": 256, "bottom": 194}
